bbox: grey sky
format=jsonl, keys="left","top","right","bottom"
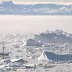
{"left": 1, "top": 0, "right": 72, "bottom": 2}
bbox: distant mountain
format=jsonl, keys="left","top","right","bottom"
{"left": 0, "top": 1, "right": 14, "bottom": 8}
{"left": 34, "top": 29, "right": 72, "bottom": 43}
{"left": 0, "top": 1, "right": 72, "bottom": 15}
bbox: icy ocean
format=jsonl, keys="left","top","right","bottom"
{"left": 0, "top": 1, "right": 72, "bottom": 72}
{"left": 0, "top": 15, "right": 72, "bottom": 72}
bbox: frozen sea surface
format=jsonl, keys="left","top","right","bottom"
{"left": 0, "top": 15, "right": 72, "bottom": 72}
